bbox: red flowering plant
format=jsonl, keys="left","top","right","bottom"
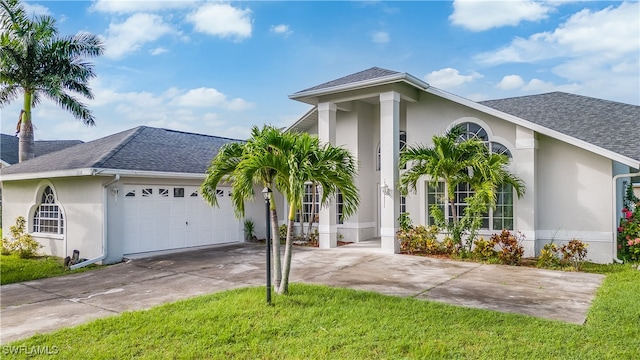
{"left": 618, "top": 183, "right": 640, "bottom": 260}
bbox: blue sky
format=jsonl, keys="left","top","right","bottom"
{"left": 2, "top": 0, "right": 639, "bottom": 141}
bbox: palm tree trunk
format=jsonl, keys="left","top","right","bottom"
{"left": 18, "top": 92, "right": 35, "bottom": 162}
{"left": 270, "top": 204, "right": 282, "bottom": 289}
{"left": 277, "top": 203, "right": 296, "bottom": 295}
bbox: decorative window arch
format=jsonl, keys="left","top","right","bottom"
{"left": 33, "top": 186, "right": 64, "bottom": 234}
{"left": 376, "top": 130, "right": 407, "bottom": 171}
{"left": 453, "top": 122, "right": 512, "bottom": 159}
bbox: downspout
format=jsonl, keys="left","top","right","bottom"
{"left": 611, "top": 172, "right": 640, "bottom": 264}
{"left": 71, "top": 174, "right": 119, "bottom": 270}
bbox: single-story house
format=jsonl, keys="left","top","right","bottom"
{"left": 0, "top": 126, "right": 269, "bottom": 265}
{"left": 1, "top": 67, "right": 638, "bottom": 264}
{"left": 286, "top": 67, "right": 640, "bottom": 263}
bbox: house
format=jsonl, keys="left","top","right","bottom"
{"left": 0, "top": 126, "right": 269, "bottom": 265}
{"left": 286, "top": 67, "right": 640, "bottom": 263}
{"left": 1, "top": 133, "right": 83, "bottom": 168}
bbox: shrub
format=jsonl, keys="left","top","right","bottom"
{"left": 536, "top": 243, "right": 561, "bottom": 268}
{"left": 279, "top": 224, "right": 288, "bottom": 240}
{"left": 560, "top": 239, "right": 588, "bottom": 270}
{"left": 490, "top": 230, "right": 524, "bottom": 265}
{"left": 397, "top": 225, "right": 441, "bottom": 255}
{"left": 472, "top": 237, "right": 497, "bottom": 261}
{"left": 243, "top": 219, "right": 255, "bottom": 241}
{"left": 2, "top": 216, "right": 42, "bottom": 258}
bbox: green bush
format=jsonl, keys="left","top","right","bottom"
{"left": 397, "top": 225, "right": 447, "bottom": 255}
{"left": 2, "top": 216, "right": 42, "bottom": 258}
{"left": 536, "top": 243, "right": 561, "bottom": 268}
{"left": 472, "top": 237, "right": 497, "bottom": 261}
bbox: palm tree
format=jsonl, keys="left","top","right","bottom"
{"left": 277, "top": 133, "right": 359, "bottom": 294}
{"left": 0, "top": 0, "right": 104, "bottom": 162}
{"left": 399, "top": 128, "right": 486, "bottom": 225}
{"left": 201, "top": 126, "right": 287, "bottom": 288}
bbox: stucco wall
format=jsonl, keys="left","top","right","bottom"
{"left": 2, "top": 177, "right": 104, "bottom": 260}
{"left": 536, "top": 135, "right": 613, "bottom": 263}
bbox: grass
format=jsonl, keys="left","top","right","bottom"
{"left": 5, "top": 263, "right": 640, "bottom": 359}
{"left": 0, "top": 254, "right": 102, "bottom": 285}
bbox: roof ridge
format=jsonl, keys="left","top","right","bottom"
{"left": 159, "top": 127, "right": 243, "bottom": 142}
{"left": 94, "top": 126, "right": 146, "bottom": 168}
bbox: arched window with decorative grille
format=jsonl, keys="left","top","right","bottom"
{"left": 377, "top": 130, "right": 407, "bottom": 171}
{"left": 33, "top": 186, "right": 64, "bottom": 234}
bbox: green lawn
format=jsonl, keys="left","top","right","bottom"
{"left": 4, "top": 263, "right": 639, "bottom": 359}
{"left": 0, "top": 254, "right": 101, "bottom": 285}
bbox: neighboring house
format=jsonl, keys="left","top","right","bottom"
{"left": 1, "top": 134, "right": 83, "bottom": 227}
{"left": 286, "top": 67, "right": 640, "bottom": 263}
{"left": 0, "top": 133, "right": 83, "bottom": 168}
{"left": 0, "top": 126, "right": 268, "bottom": 264}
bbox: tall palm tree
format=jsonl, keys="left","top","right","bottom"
{"left": 277, "top": 133, "right": 359, "bottom": 294}
{"left": 201, "top": 126, "right": 288, "bottom": 288}
{"left": 399, "top": 128, "right": 486, "bottom": 225}
{"left": 0, "top": 0, "right": 104, "bottom": 162}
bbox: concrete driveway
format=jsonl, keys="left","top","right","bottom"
{"left": 0, "top": 242, "right": 605, "bottom": 344}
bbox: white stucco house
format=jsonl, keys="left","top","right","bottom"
{"left": 1, "top": 67, "right": 638, "bottom": 265}
{"left": 0, "top": 127, "right": 268, "bottom": 265}
{"left": 286, "top": 67, "right": 640, "bottom": 264}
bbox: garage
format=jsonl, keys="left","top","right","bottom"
{"left": 122, "top": 185, "right": 241, "bottom": 255}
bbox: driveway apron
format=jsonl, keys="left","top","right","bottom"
{"left": 0, "top": 243, "right": 604, "bottom": 344}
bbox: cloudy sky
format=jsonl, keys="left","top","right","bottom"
{"left": 2, "top": 0, "right": 638, "bottom": 142}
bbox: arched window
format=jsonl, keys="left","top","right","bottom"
{"left": 33, "top": 186, "right": 64, "bottom": 234}
{"left": 453, "top": 122, "right": 512, "bottom": 159}
{"left": 426, "top": 122, "right": 515, "bottom": 231}
{"left": 377, "top": 131, "right": 406, "bottom": 171}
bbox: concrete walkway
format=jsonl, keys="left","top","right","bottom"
{"left": 1, "top": 242, "right": 605, "bottom": 344}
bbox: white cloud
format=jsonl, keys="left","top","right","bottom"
{"left": 187, "top": 3, "right": 252, "bottom": 41}
{"left": 91, "top": 0, "right": 196, "bottom": 14}
{"left": 22, "top": 2, "right": 51, "bottom": 16}
{"left": 497, "top": 75, "right": 525, "bottom": 90}
{"left": 149, "top": 47, "right": 169, "bottom": 56}
{"left": 270, "top": 24, "right": 292, "bottom": 36}
{"left": 474, "top": 2, "right": 639, "bottom": 103}
{"left": 102, "top": 13, "right": 177, "bottom": 59}
{"left": 171, "top": 87, "right": 253, "bottom": 111}
{"left": 476, "top": 2, "right": 640, "bottom": 65}
{"left": 425, "top": 68, "right": 483, "bottom": 89}
{"left": 450, "top": 0, "right": 553, "bottom": 31}
{"left": 371, "top": 31, "right": 390, "bottom": 44}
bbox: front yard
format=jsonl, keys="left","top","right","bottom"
{"left": 0, "top": 254, "right": 101, "bottom": 285}
{"left": 4, "top": 263, "right": 639, "bottom": 359}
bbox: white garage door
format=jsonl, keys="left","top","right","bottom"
{"left": 122, "top": 185, "right": 241, "bottom": 255}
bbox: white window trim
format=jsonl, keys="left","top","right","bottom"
{"left": 31, "top": 183, "right": 65, "bottom": 237}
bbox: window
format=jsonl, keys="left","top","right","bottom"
{"left": 453, "top": 122, "right": 512, "bottom": 159}
{"left": 215, "top": 189, "right": 224, "bottom": 197}
{"left": 173, "top": 188, "right": 184, "bottom": 198}
{"left": 377, "top": 131, "right": 407, "bottom": 171}
{"left": 336, "top": 191, "right": 344, "bottom": 224}
{"left": 297, "top": 184, "right": 319, "bottom": 223}
{"left": 33, "top": 186, "right": 64, "bottom": 235}
{"left": 142, "top": 188, "right": 153, "bottom": 197}
{"left": 159, "top": 188, "right": 169, "bottom": 197}
{"left": 400, "top": 195, "right": 407, "bottom": 215}
{"left": 426, "top": 181, "right": 514, "bottom": 231}
{"left": 125, "top": 190, "right": 136, "bottom": 197}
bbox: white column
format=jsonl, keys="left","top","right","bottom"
{"left": 379, "top": 92, "right": 400, "bottom": 253}
{"left": 317, "top": 102, "right": 337, "bottom": 248}
{"left": 515, "top": 125, "right": 537, "bottom": 257}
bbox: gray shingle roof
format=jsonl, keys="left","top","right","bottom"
{"left": 0, "top": 126, "right": 243, "bottom": 176}
{"left": 479, "top": 92, "right": 640, "bottom": 162}
{"left": 1, "top": 134, "right": 83, "bottom": 166}
{"left": 293, "top": 67, "right": 401, "bottom": 94}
